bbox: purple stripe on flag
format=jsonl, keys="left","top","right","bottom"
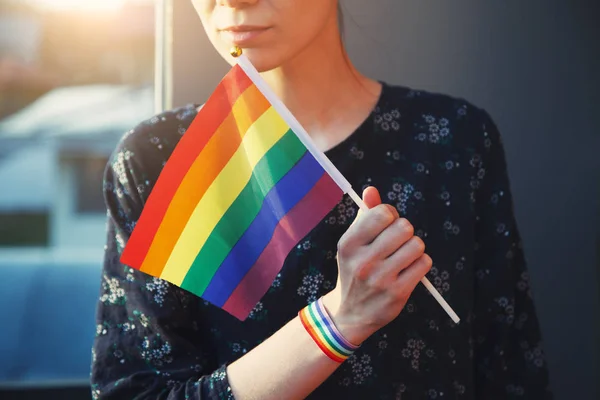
{"left": 222, "top": 174, "right": 343, "bottom": 320}
{"left": 201, "top": 153, "right": 324, "bottom": 305}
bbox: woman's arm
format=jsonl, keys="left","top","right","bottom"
{"left": 92, "top": 133, "right": 236, "bottom": 399}
{"left": 93, "top": 217, "right": 234, "bottom": 399}
{"left": 470, "top": 110, "right": 552, "bottom": 399}
{"left": 226, "top": 299, "right": 342, "bottom": 400}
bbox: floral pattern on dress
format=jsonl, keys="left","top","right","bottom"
{"left": 91, "top": 83, "right": 552, "bottom": 399}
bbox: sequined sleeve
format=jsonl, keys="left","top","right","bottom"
{"left": 90, "top": 118, "right": 235, "bottom": 400}
{"left": 470, "top": 110, "right": 552, "bottom": 399}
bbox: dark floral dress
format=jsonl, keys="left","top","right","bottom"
{"left": 91, "top": 82, "right": 552, "bottom": 399}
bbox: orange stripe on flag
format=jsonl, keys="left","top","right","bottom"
{"left": 139, "top": 83, "right": 271, "bottom": 276}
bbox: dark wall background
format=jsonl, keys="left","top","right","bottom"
{"left": 171, "top": 1, "right": 600, "bottom": 399}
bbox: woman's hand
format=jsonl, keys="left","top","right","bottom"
{"left": 322, "top": 186, "right": 432, "bottom": 345}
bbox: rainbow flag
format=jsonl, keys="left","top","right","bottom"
{"left": 120, "top": 56, "right": 351, "bottom": 320}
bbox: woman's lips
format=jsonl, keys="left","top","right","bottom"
{"left": 219, "top": 26, "right": 271, "bottom": 45}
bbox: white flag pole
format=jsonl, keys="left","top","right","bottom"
{"left": 231, "top": 47, "right": 460, "bottom": 324}
{"left": 233, "top": 51, "right": 352, "bottom": 194}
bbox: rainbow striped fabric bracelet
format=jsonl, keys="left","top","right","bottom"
{"left": 298, "top": 297, "right": 360, "bottom": 363}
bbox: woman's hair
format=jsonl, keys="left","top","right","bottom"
{"left": 338, "top": 2, "right": 345, "bottom": 40}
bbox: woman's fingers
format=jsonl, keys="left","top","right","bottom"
{"left": 369, "top": 235, "right": 425, "bottom": 282}
{"left": 367, "top": 217, "right": 414, "bottom": 260}
{"left": 392, "top": 253, "right": 433, "bottom": 298}
{"left": 342, "top": 204, "right": 398, "bottom": 249}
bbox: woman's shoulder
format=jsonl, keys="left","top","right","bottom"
{"left": 111, "top": 103, "right": 200, "bottom": 159}
{"left": 104, "top": 104, "right": 201, "bottom": 201}
{"left": 381, "top": 82, "right": 496, "bottom": 127}
{"left": 378, "top": 82, "right": 502, "bottom": 156}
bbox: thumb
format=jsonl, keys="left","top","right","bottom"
{"left": 354, "top": 186, "right": 382, "bottom": 223}
{"left": 355, "top": 186, "right": 399, "bottom": 223}
{"left": 362, "top": 186, "right": 382, "bottom": 209}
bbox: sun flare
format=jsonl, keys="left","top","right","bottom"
{"left": 23, "top": 0, "right": 149, "bottom": 12}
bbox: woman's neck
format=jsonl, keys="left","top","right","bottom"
{"left": 260, "top": 20, "right": 381, "bottom": 152}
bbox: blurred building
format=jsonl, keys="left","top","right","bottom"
{"left": 0, "top": 9, "right": 42, "bottom": 64}
{"left": 0, "top": 1, "right": 154, "bottom": 118}
{"left": 0, "top": 84, "right": 154, "bottom": 250}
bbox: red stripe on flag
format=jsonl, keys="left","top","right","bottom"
{"left": 222, "top": 173, "right": 343, "bottom": 320}
{"left": 121, "top": 65, "right": 251, "bottom": 269}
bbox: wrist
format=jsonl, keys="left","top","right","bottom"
{"left": 321, "top": 291, "right": 374, "bottom": 346}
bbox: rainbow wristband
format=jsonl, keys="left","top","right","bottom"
{"left": 298, "top": 297, "right": 360, "bottom": 363}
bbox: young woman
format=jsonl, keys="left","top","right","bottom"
{"left": 91, "top": 1, "right": 552, "bottom": 399}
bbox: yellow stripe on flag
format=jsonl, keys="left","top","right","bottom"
{"left": 138, "top": 84, "right": 269, "bottom": 276}
{"left": 160, "top": 107, "right": 289, "bottom": 285}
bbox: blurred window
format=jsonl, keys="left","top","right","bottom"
{"left": 0, "top": 0, "right": 156, "bottom": 391}
{"left": 71, "top": 155, "right": 110, "bottom": 214}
